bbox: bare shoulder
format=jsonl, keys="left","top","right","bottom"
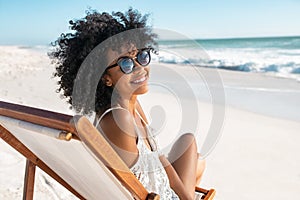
{"left": 99, "top": 109, "right": 137, "bottom": 153}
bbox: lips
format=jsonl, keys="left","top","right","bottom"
{"left": 131, "top": 75, "right": 147, "bottom": 84}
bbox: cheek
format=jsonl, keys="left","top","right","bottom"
{"left": 112, "top": 74, "right": 132, "bottom": 92}
{"left": 111, "top": 66, "right": 150, "bottom": 96}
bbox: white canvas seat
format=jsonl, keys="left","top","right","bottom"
{"left": 0, "top": 100, "right": 215, "bottom": 200}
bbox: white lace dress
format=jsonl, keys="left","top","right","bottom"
{"left": 95, "top": 106, "right": 179, "bottom": 200}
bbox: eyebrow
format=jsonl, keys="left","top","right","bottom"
{"left": 123, "top": 49, "right": 138, "bottom": 57}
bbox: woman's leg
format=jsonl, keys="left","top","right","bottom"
{"left": 168, "top": 133, "right": 205, "bottom": 197}
{"left": 196, "top": 155, "right": 206, "bottom": 185}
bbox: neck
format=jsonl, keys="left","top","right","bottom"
{"left": 128, "top": 95, "right": 138, "bottom": 115}
{"left": 115, "top": 95, "right": 138, "bottom": 116}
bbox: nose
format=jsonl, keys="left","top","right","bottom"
{"left": 133, "top": 59, "right": 144, "bottom": 72}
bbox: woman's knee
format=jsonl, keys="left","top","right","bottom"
{"left": 168, "top": 133, "right": 198, "bottom": 163}
{"left": 177, "top": 133, "right": 198, "bottom": 151}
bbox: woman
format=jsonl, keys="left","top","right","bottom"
{"left": 50, "top": 8, "right": 205, "bottom": 200}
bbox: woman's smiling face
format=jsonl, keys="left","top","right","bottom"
{"left": 103, "top": 44, "right": 150, "bottom": 99}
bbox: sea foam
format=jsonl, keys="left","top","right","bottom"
{"left": 156, "top": 37, "right": 300, "bottom": 81}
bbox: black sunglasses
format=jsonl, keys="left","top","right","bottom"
{"left": 106, "top": 48, "right": 152, "bottom": 74}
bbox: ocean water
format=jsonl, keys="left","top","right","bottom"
{"left": 156, "top": 36, "right": 300, "bottom": 81}
{"left": 2, "top": 36, "right": 299, "bottom": 81}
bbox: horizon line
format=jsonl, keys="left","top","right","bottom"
{"left": 0, "top": 34, "right": 299, "bottom": 46}
{"left": 157, "top": 34, "right": 300, "bottom": 42}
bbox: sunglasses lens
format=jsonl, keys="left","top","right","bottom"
{"left": 137, "top": 50, "right": 151, "bottom": 66}
{"left": 119, "top": 58, "right": 134, "bottom": 74}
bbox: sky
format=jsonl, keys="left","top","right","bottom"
{"left": 0, "top": 0, "right": 300, "bottom": 45}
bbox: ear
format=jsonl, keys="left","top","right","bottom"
{"left": 102, "top": 74, "right": 113, "bottom": 87}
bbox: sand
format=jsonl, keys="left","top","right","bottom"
{"left": 0, "top": 46, "right": 299, "bottom": 199}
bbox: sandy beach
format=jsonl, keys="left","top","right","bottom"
{"left": 0, "top": 46, "right": 300, "bottom": 199}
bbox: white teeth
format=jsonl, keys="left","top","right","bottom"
{"left": 132, "top": 76, "right": 146, "bottom": 84}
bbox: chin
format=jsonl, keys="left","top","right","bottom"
{"left": 134, "top": 85, "right": 149, "bottom": 95}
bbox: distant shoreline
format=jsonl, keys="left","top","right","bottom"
{"left": 157, "top": 35, "right": 300, "bottom": 42}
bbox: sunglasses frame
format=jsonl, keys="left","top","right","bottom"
{"left": 105, "top": 48, "right": 152, "bottom": 74}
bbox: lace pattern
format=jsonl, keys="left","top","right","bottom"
{"left": 130, "top": 131, "right": 179, "bottom": 200}
{"left": 96, "top": 106, "right": 179, "bottom": 199}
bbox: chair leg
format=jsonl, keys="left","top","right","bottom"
{"left": 23, "top": 159, "right": 36, "bottom": 200}
{"left": 0, "top": 125, "right": 85, "bottom": 199}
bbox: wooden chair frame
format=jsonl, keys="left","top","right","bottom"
{"left": 0, "top": 101, "right": 215, "bottom": 200}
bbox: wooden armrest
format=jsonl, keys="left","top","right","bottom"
{"left": 195, "top": 186, "right": 216, "bottom": 200}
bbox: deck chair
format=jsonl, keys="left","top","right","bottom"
{"left": 0, "top": 100, "right": 216, "bottom": 200}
